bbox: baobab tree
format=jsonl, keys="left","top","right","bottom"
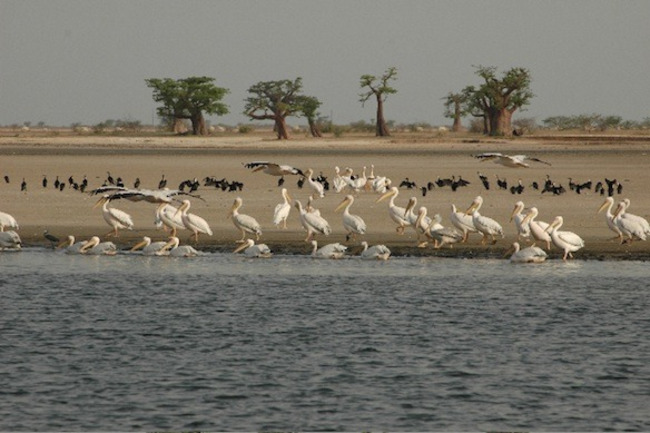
{"left": 299, "top": 95, "right": 323, "bottom": 137}
{"left": 145, "top": 76, "right": 229, "bottom": 135}
{"left": 244, "top": 78, "right": 306, "bottom": 140}
{"left": 359, "top": 67, "right": 397, "bottom": 137}
{"left": 443, "top": 92, "right": 469, "bottom": 132}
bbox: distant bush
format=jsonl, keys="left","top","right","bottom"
{"left": 238, "top": 124, "right": 254, "bottom": 134}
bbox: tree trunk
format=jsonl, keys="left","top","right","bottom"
{"left": 375, "top": 94, "right": 390, "bottom": 136}
{"left": 274, "top": 116, "right": 289, "bottom": 140}
{"left": 308, "top": 119, "right": 322, "bottom": 137}
{"left": 489, "top": 108, "right": 513, "bottom": 136}
{"left": 190, "top": 112, "right": 207, "bottom": 135}
{"left": 451, "top": 101, "right": 462, "bottom": 132}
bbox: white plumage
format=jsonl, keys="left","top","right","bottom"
{"left": 0, "top": 210, "right": 19, "bottom": 232}
{"left": 510, "top": 201, "right": 531, "bottom": 240}
{"left": 94, "top": 195, "right": 134, "bottom": 237}
{"left": 177, "top": 199, "right": 213, "bottom": 243}
{"left": 81, "top": 236, "right": 118, "bottom": 255}
{"left": 0, "top": 230, "right": 21, "bottom": 250}
{"left": 450, "top": 203, "right": 477, "bottom": 242}
{"left": 376, "top": 186, "right": 410, "bottom": 234}
{"left": 304, "top": 168, "right": 325, "bottom": 199}
{"left": 521, "top": 207, "right": 551, "bottom": 250}
{"left": 273, "top": 188, "right": 292, "bottom": 229}
{"left": 159, "top": 236, "right": 200, "bottom": 257}
{"left": 359, "top": 241, "right": 391, "bottom": 260}
{"left": 233, "top": 238, "right": 272, "bottom": 258}
{"left": 130, "top": 236, "right": 170, "bottom": 256}
{"left": 546, "top": 216, "right": 585, "bottom": 260}
{"left": 294, "top": 199, "right": 331, "bottom": 242}
{"left": 597, "top": 197, "right": 623, "bottom": 242}
{"left": 155, "top": 203, "right": 186, "bottom": 237}
{"left": 311, "top": 240, "right": 347, "bottom": 259}
{"left": 464, "top": 196, "right": 503, "bottom": 244}
{"left": 230, "top": 197, "right": 262, "bottom": 242}
{"left": 335, "top": 195, "right": 367, "bottom": 241}
{"left": 612, "top": 199, "right": 650, "bottom": 243}
{"left": 474, "top": 152, "right": 551, "bottom": 168}
{"left": 508, "top": 242, "right": 547, "bottom": 263}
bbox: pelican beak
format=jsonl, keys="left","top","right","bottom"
{"left": 92, "top": 196, "right": 107, "bottom": 209}
{"left": 612, "top": 204, "right": 624, "bottom": 219}
{"left": 285, "top": 190, "right": 292, "bottom": 202}
{"left": 56, "top": 239, "right": 69, "bottom": 248}
{"left": 503, "top": 245, "right": 515, "bottom": 258}
{"left": 130, "top": 240, "right": 147, "bottom": 252}
{"left": 521, "top": 213, "right": 532, "bottom": 225}
{"left": 597, "top": 200, "right": 610, "bottom": 214}
{"left": 376, "top": 189, "right": 394, "bottom": 203}
{"left": 464, "top": 202, "right": 476, "bottom": 216}
{"left": 334, "top": 197, "right": 350, "bottom": 212}
{"left": 544, "top": 220, "right": 556, "bottom": 234}
{"left": 509, "top": 205, "right": 518, "bottom": 222}
{"left": 233, "top": 242, "right": 249, "bottom": 254}
{"left": 404, "top": 198, "right": 416, "bottom": 217}
{"left": 174, "top": 201, "right": 188, "bottom": 217}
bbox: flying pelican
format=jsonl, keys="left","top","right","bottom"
{"left": 304, "top": 168, "right": 325, "bottom": 199}
{"left": 0, "top": 210, "right": 19, "bottom": 231}
{"left": 359, "top": 241, "right": 391, "bottom": 260}
{"left": 158, "top": 236, "right": 200, "bottom": 257}
{"left": 545, "top": 216, "right": 585, "bottom": 260}
{"left": 310, "top": 240, "right": 347, "bottom": 259}
{"left": 520, "top": 207, "right": 551, "bottom": 250}
{"left": 272, "top": 188, "right": 292, "bottom": 229}
{"left": 611, "top": 199, "right": 650, "bottom": 243}
{"left": 450, "top": 203, "right": 477, "bottom": 242}
{"left": 57, "top": 235, "right": 90, "bottom": 254}
{"left": 0, "top": 230, "right": 21, "bottom": 250}
{"left": 510, "top": 201, "right": 531, "bottom": 241}
{"left": 233, "top": 238, "right": 272, "bottom": 258}
{"left": 335, "top": 195, "right": 367, "bottom": 241}
{"left": 376, "top": 186, "right": 411, "bottom": 234}
{"left": 473, "top": 152, "right": 552, "bottom": 168}
{"left": 90, "top": 186, "right": 202, "bottom": 204}
{"left": 243, "top": 161, "right": 304, "bottom": 181}
{"left": 464, "top": 196, "right": 503, "bottom": 245}
{"left": 176, "top": 199, "right": 213, "bottom": 243}
{"left": 155, "top": 203, "right": 186, "bottom": 237}
{"left": 130, "top": 236, "right": 170, "bottom": 256}
{"left": 597, "top": 197, "right": 623, "bottom": 242}
{"left": 506, "top": 242, "right": 548, "bottom": 264}
{"left": 230, "top": 197, "right": 262, "bottom": 242}
{"left": 294, "top": 199, "right": 332, "bottom": 242}
{"left": 81, "top": 236, "right": 118, "bottom": 255}
{"left": 94, "top": 195, "right": 134, "bottom": 237}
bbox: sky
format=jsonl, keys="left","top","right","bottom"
{"left": 1, "top": 0, "right": 649, "bottom": 128}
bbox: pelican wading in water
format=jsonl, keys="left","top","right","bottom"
{"left": 520, "top": 206, "right": 551, "bottom": 250}
{"left": 464, "top": 196, "right": 504, "bottom": 245}
{"left": 545, "top": 216, "right": 585, "bottom": 260}
{"left": 81, "top": 236, "right": 118, "bottom": 255}
{"left": 597, "top": 197, "right": 623, "bottom": 242}
{"left": 473, "top": 152, "right": 551, "bottom": 168}
{"left": 93, "top": 195, "right": 134, "bottom": 237}
{"left": 130, "top": 236, "right": 170, "bottom": 256}
{"left": 359, "top": 241, "right": 391, "bottom": 260}
{"left": 0, "top": 210, "right": 19, "bottom": 231}
{"left": 176, "top": 199, "right": 213, "bottom": 243}
{"left": 272, "top": 188, "right": 292, "bottom": 229}
{"left": 310, "top": 240, "right": 347, "bottom": 259}
{"left": 294, "top": 199, "right": 331, "bottom": 242}
{"left": 57, "top": 235, "right": 90, "bottom": 254}
{"left": 0, "top": 230, "right": 21, "bottom": 250}
{"left": 159, "top": 236, "right": 200, "bottom": 257}
{"left": 335, "top": 195, "right": 367, "bottom": 241}
{"left": 233, "top": 238, "right": 272, "bottom": 258}
{"left": 450, "top": 203, "right": 477, "bottom": 243}
{"left": 230, "top": 197, "right": 262, "bottom": 242}
{"left": 376, "top": 186, "right": 410, "bottom": 234}
{"left": 506, "top": 242, "right": 547, "bottom": 264}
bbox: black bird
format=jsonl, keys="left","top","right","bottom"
{"left": 594, "top": 181, "right": 604, "bottom": 194}
{"left": 399, "top": 178, "right": 417, "bottom": 189}
{"left": 116, "top": 177, "right": 124, "bottom": 188}
{"left": 81, "top": 175, "right": 88, "bottom": 188}
{"left": 42, "top": 175, "right": 48, "bottom": 188}
{"left": 421, "top": 186, "right": 428, "bottom": 197}
{"left": 158, "top": 174, "right": 167, "bottom": 189}
{"left": 531, "top": 181, "right": 539, "bottom": 190}
{"left": 133, "top": 177, "right": 141, "bottom": 189}
{"left": 277, "top": 177, "right": 285, "bottom": 187}
{"left": 54, "top": 176, "right": 60, "bottom": 189}
{"left": 20, "top": 178, "right": 27, "bottom": 191}
{"left": 495, "top": 175, "right": 508, "bottom": 190}
{"left": 297, "top": 177, "right": 305, "bottom": 188}
{"left": 59, "top": 182, "right": 65, "bottom": 191}
{"left": 510, "top": 179, "right": 524, "bottom": 195}
{"left": 617, "top": 182, "right": 623, "bottom": 195}
{"left": 478, "top": 172, "right": 490, "bottom": 190}
{"left": 43, "top": 230, "right": 60, "bottom": 248}
{"left": 4, "top": 175, "right": 9, "bottom": 183}
{"left": 68, "top": 175, "right": 74, "bottom": 185}
{"left": 106, "top": 171, "right": 115, "bottom": 185}
{"left": 605, "top": 178, "right": 617, "bottom": 196}
{"left": 426, "top": 181, "right": 435, "bottom": 191}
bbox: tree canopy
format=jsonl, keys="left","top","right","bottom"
{"left": 359, "top": 67, "right": 398, "bottom": 137}
{"left": 145, "top": 76, "right": 229, "bottom": 135}
{"left": 244, "top": 78, "right": 309, "bottom": 139}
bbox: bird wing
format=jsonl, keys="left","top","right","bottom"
{"left": 473, "top": 152, "right": 503, "bottom": 162}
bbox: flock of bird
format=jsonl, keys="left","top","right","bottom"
{"left": 1, "top": 152, "right": 647, "bottom": 262}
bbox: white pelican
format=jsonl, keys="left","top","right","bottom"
{"left": 415, "top": 208, "right": 461, "bottom": 248}
{"left": 130, "top": 236, "right": 169, "bottom": 256}
{"left": 57, "top": 235, "right": 90, "bottom": 254}
{"left": 545, "top": 216, "right": 585, "bottom": 260}
{"left": 81, "top": 236, "right": 118, "bottom": 255}
{"left": 335, "top": 195, "right": 367, "bottom": 241}
{"left": 272, "top": 188, "right": 292, "bottom": 229}
{"left": 510, "top": 201, "right": 531, "bottom": 241}
{"left": 159, "top": 236, "right": 200, "bottom": 257}
{"left": 155, "top": 203, "right": 186, "bottom": 237}
{"left": 371, "top": 175, "right": 391, "bottom": 194}
{"left": 450, "top": 203, "right": 477, "bottom": 242}
{"left": 294, "top": 199, "right": 331, "bottom": 242}
{"left": 332, "top": 166, "right": 348, "bottom": 193}
{"left": 176, "top": 199, "right": 213, "bottom": 243}
{"left": 304, "top": 168, "right": 325, "bottom": 199}
{"left": 0, "top": 210, "right": 19, "bottom": 231}
{"left": 359, "top": 241, "right": 391, "bottom": 260}
{"left": 597, "top": 197, "right": 623, "bottom": 242}
{"left": 520, "top": 207, "right": 551, "bottom": 250}
{"left": 611, "top": 199, "right": 650, "bottom": 243}
{"left": 464, "top": 196, "right": 503, "bottom": 245}
{"left": 473, "top": 152, "right": 551, "bottom": 168}
{"left": 230, "top": 197, "right": 262, "bottom": 242}
{"left": 310, "top": 240, "right": 347, "bottom": 259}
{"left": 349, "top": 166, "right": 367, "bottom": 192}
{"left": 376, "top": 186, "right": 410, "bottom": 234}
{"left": 411, "top": 205, "right": 438, "bottom": 247}
{"left": 90, "top": 186, "right": 201, "bottom": 204}
{"left": 243, "top": 161, "right": 304, "bottom": 178}
{"left": 233, "top": 238, "right": 272, "bottom": 258}
{"left": 507, "top": 242, "right": 547, "bottom": 264}
{"left": 93, "top": 195, "right": 134, "bottom": 237}
{"left": 0, "top": 230, "right": 21, "bottom": 250}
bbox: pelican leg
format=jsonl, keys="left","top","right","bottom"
{"left": 171, "top": 227, "right": 177, "bottom": 237}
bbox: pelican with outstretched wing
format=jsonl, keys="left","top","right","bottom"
{"left": 473, "top": 152, "right": 551, "bottom": 168}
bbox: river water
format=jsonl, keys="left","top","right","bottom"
{"left": 1, "top": 248, "right": 648, "bottom": 430}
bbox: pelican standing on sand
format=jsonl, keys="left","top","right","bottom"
{"left": 233, "top": 238, "right": 272, "bottom": 258}
{"left": 294, "top": 199, "right": 331, "bottom": 242}
{"left": 611, "top": 199, "right": 650, "bottom": 243}
{"left": 230, "top": 197, "right": 262, "bottom": 242}
{"left": 376, "top": 186, "right": 410, "bottom": 234}
{"left": 507, "top": 242, "right": 547, "bottom": 264}
{"left": 304, "top": 168, "right": 325, "bottom": 199}
{"left": 520, "top": 207, "right": 551, "bottom": 250}
{"left": 156, "top": 203, "right": 186, "bottom": 237}
{"left": 545, "top": 216, "right": 585, "bottom": 260}
{"left": 310, "top": 240, "right": 347, "bottom": 259}
{"left": 335, "top": 195, "right": 367, "bottom": 241}
{"left": 510, "top": 201, "right": 531, "bottom": 241}
{"left": 597, "top": 197, "right": 623, "bottom": 242}
{"left": 94, "top": 195, "right": 134, "bottom": 237}
{"left": 450, "top": 203, "right": 477, "bottom": 242}
{"left": 273, "top": 188, "right": 292, "bottom": 229}
{"left": 176, "top": 199, "right": 213, "bottom": 243}
{"left": 0, "top": 210, "right": 19, "bottom": 231}
{"left": 464, "top": 196, "right": 504, "bottom": 245}
{"left": 359, "top": 241, "right": 391, "bottom": 260}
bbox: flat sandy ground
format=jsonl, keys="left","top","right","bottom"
{"left": 2, "top": 131, "right": 650, "bottom": 260}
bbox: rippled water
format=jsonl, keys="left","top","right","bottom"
{"left": 1, "top": 249, "right": 649, "bottom": 430}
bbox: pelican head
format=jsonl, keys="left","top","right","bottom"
{"left": 521, "top": 207, "right": 538, "bottom": 225}
{"left": 376, "top": 186, "right": 397, "bottom": 203}
{"left": 404, "top": 197, "right": 418, "bottom": 217}
{"left": 174, "top": 199, "right": 191, "bottom": 217}
{"left": 597, "top": 197, "right": 615, "bottom": 214}
{"left": 230, "top": 197, "right": 244, "bottom": 215}
{"left": 130, "top": 236, "right": 152, "bottom": 252}
{"left": 80, "top": 236, "right": 100, "bottom": 253}
{"left": 465, "top": 196, "right": 483, "bottom": 216}
{"left": 92, "top": 195, "right": 110, "bottom": 209}
{"left": 510, "top": 201, "right": 525, "bottom": 222}
{"left": 335, "top": 195, "right": 354, "bottom": 212}
{"left": 281, "top": 188, "right": 292, "bottom": 202}
{"left": 611, "top": 201, "right": 627, "bottom": 219}
{"left": 545, "top": 216, "right": 564, "bottom": 233}
{"left": 57, "top": 235, "right": 75, "bottom": 248}
{"left": 161, "top": 236, "right": 180, "bottom": 252}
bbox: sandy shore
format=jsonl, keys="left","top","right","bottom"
{"left": 2, "top": 132, "right": 650, "bottom": 260}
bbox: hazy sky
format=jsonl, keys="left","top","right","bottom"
{"left": 1, "top": 0, "right": 649, "bottom": 128}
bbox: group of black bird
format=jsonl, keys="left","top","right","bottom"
{"left": 397, "top": 172, "right": 625, "bottom": 198}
